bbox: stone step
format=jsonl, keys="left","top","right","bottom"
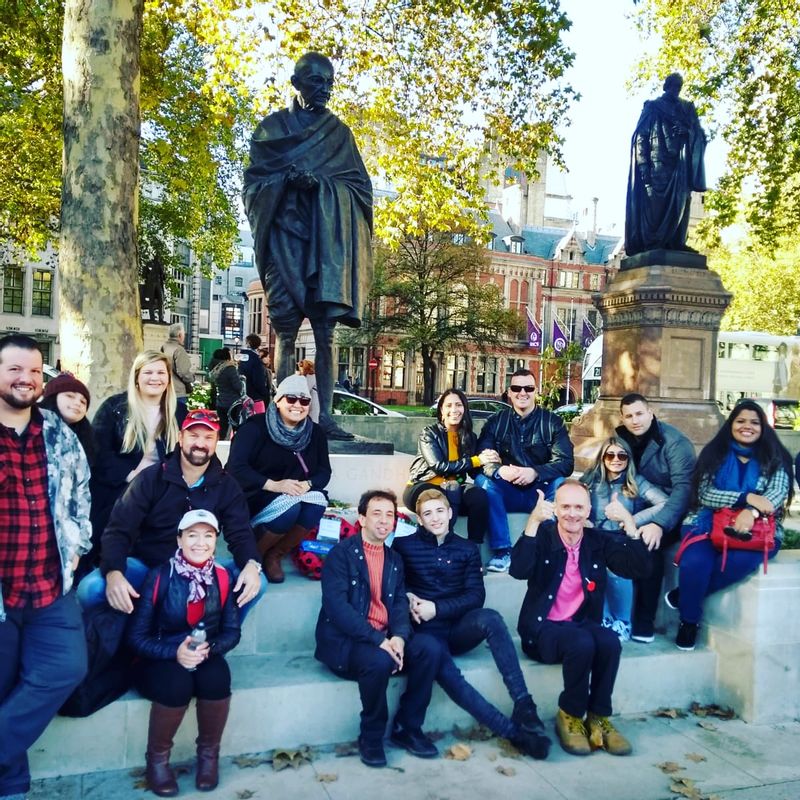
{"left": 31, "top": 629, "right": 716, "bottom": 779}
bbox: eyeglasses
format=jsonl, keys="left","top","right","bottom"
{"left": 509, "top": 384, "right": 536, "bottom": 394}
{"left": 186, "top": 410, "right": 219, "bottom": 423}
{"left": 283, "top": 395, "right": 311, "bottom": 407}
{"left": 603, "top": 451, "right": 629, "bottom": 463}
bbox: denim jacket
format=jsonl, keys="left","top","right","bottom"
{"left": 0, "top": 408, "right": 91, "bottom": 621}
{"left": 586, "top": 475, "right": 668, "bottom": 532}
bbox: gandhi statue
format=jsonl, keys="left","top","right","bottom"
{"left": 242, "top": 52, "right": 373, "bottom": 440}
{"left": 625, "top": 73, "right": 707, "bottom": 257}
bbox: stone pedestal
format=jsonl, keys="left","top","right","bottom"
{"left": 142, "top": 321, "right": 168, "bottom": 353}
{"left": 570, "top": 260, "right": 732, "bottom": 469}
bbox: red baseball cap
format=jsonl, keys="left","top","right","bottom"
{"left": 181, "top": 408, "right": 221, "bottom": 432}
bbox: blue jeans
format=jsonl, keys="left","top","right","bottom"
{"left": 434, "top": 608, "right": 533, "bottom": 738}
{"left": 604, "top": 570, "right": 633, "bottom": 624}
{"left": 474, "top": 474, "right": 558, "bottom": 551}
{"left": 677, "top": 535, "right": 780, "bottom": 624}
{"left": 0, "top": 592, "right": 88, "bottom": 795}
{"left": 77, "top": 558, "right": 268, "bottom": 623}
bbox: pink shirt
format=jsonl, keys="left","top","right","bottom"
{"left": 547, "top": 534, "right": 584, "bottom": 622}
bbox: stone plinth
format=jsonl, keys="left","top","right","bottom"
{"left": 570, "top": 261, "right": 731, "bottom": 469}
{"left": 142, "top": 321, "right": 168, "bottom": 353}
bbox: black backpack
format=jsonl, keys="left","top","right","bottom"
{"left": 59, "top": 603, "right": 133, "bottom": 718}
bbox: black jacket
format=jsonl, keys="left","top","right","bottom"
{"left": 100, "top": 450, "right": 259, "bottom": 575}
{"left": 509, "top": 522, "right": 651, "bottom": 647}
{"left": 90, "top": 393, "right": 186, "bottom": 542}
{"left": 127, "top": 561, "right": 240, "bottom": 660}
{"left": 227, "top": 414, "right": 331, "bottom": 517}
{"left": 315, "top": 535, "right": 410, "bottom": 673}
{"left": 237, "top": 349, "right": 269, "bottom": 402}
{"left": 392, "top": 528, "right": 485, "bottom": 638}
{"left": 408, "top": 424, "right": 481, "bottom": 485}
{"left": 209, "top": 361, "right": 243, "bottom": 409}
{"left": 477, "top": 406, "right": 574, "bottom": 482}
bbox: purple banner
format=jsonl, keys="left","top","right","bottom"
{"left": 552, "top": 317, "right": 568, "bottom": 353}
{"left": 526, "top": 307, "right": 542, "bottom": 351}
{"left": 581, "top": 317, "right": 596, "bottom": 348}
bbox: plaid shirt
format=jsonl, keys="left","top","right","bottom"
{"left": 0, "top": 409, "right": 61, "bottom": 608}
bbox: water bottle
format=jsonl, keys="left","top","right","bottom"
{"left": 186, "top": 622, "right": 207, "bottom": 671}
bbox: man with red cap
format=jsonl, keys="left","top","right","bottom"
{"left": 77, "top": 409, "right": 265, "bottom": 617}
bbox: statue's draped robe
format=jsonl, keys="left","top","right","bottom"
{"left": 625, "top": 94, "right": 706, "bottom": 256}
{"left": 242, "top": 102, "right": 373, "bottom": 328}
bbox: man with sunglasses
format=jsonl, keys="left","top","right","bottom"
{"left": 78, "top": 410, "right": 265, "bottom": 618}
{"left": 615, "top": 393, "right": 695, "bottom": 643}
{"left": 475, "top": 369, "right": 574, "bottom": 572}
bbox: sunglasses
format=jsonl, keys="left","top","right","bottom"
{"left": 186, "top": 410, "right": 219, "bottom": 422}
{"left": 283, "top": 395, "right": 311, "bottom": 407}
{"left": 603, "top": 451, "right": 629, "bottom": 462}
{"left": 509, "top": 384, "right": 536, "bottom": 394}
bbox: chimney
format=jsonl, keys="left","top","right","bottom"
{"left": 588, "top": 197, "right": 598, "bottom": 247}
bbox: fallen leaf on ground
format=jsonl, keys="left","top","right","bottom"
{"left": 453, "top": 723, "right": 494, "bottom": 741}
{"left": 317, "top": 773, "right": 338, "bottom": 783}
{"left": 497, "top": 738, "right": 523, "bottom": 759}
{"left": 271, "top": 746, "right": 313, "bottom": 771}
{"left": 334, "top": 741, "right": 359, "bottom": 757}
{"left": 690, "top": 702, "right": 736, "bottom": 720}
{"left": 697, "top": 721, "right": 718, "bottom": 732}
{"left": 233, "top": 754, "right": 271, "bottom": 769}
{"left": 132, "top": 778, "right": 148, "bottom": 790}
{"left": 236, "top": 791, "right": 256, "bottom": 800}
{"left": 487, "top": 752, "right": 498, "bottom": 762}
{"left": 657, "top": 761, "right": 684, "bottom": 774}
{"left": 496, "top": 765, "right": 516, "bottom": 777}
{"left": 128, "top": 767, "right": 145, "bottom": 778}
{"left": 654, "top": 707, "right": 687, "bottom": 719}
{"left": 685, "top": 752, "right": 707, "bottom": 763}
{"left": 445, "top": 743, "right": 472, "bottom": 761}
{"left": 670, "top": 777, "right": 701, "bottom": 799}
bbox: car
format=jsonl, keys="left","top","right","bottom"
{"left": 745, "top": 398, "right": 799, "bottom": 429}
{"left": 553, "top": 402, "right": 594, "bottom": 421}
{"left": 43, "top": 364, "right": 60, "bottom": 384}
{"left": 332, "top": 389, "right": 405, "bottom": 417}
{"left": 429, "top": 395, "right": 511, "bottom": 419}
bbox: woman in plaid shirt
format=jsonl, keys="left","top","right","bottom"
{"left": 668, "top": 400, "right": 793, "bottom": 651}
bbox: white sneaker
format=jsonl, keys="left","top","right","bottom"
{"left": 486, "top": 553, "right": 511, "bottom": 573}
{"left": 610, "top": 619, "right": 631, "bottom": 642}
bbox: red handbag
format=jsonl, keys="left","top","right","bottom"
{"left": 674, "top": 508, "right": 776, "bottom": 574}
{"left": 710, "top": 508, "right": 775, "bottom": 573}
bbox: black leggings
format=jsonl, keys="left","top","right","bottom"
{"left": 134, "top": 655, "right": 231, "bottom": 707}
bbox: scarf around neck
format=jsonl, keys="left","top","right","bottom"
{"left": 714, "top": 442, "right": 761, "bottom": 494}
{"left": 266, "top": 402, "right": 313, "bottom": 451}
{"left": 173, "top": 549, "right": 216, "bottom": 604}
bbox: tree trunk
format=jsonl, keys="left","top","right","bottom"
{"left": 60, "top": 0, "right": 144, "bottom": 409}
{"left": 421, "top": 350, "right": 437, "bottom": 406}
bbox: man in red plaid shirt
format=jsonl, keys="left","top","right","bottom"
{"left": 0, "top": 335, "right": 91, "bottom": 799}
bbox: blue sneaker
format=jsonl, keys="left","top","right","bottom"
{"left": 486, "top": 553, "right": 511, "bottom": 573}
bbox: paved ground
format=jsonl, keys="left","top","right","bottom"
{"left": 29, "top": 710, "right": 800, "bottom": 800}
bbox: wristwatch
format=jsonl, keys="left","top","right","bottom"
{"left": 246, "top": 558, "right": 263, "bottom": 574}
{"left": 747, "top": 507, "right": 761, "bottom": 519}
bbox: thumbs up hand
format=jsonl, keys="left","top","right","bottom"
{"left": 531, "top": 489, "right": 555, "bottom": 523}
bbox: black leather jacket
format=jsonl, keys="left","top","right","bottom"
{"left": 408, "top": 423, "right": 480, "bottom": 484}
{"left": 127, "top": 561, "right": 241, "bottom": 661}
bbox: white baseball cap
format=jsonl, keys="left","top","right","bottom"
{"left": 178, "top": 509, "right": 220, "bottom": 533}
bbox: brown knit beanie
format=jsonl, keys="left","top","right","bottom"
{"left": 42, "top": 372, "right": 91, "bottom": 408}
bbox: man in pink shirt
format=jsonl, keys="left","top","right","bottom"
{"left": 509, "top": 480, "right": 651, "bottom": 756}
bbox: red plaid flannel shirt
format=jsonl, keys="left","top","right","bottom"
{"left": 0, "top": 409, "right": 61, "bottom": 608}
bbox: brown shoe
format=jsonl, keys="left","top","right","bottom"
{"left": 195, "top": 696, "right": 231, "bottom": 791}
{"left": 145, "top": 702, "right": 189, "bottom": 796}
{"left": 256, "top": 530, "right": 284, "bottom": 582}
{"left": 555, "top": 708, "right": 591, "bottom": 756}
{"left": 586, "top": 713, "right": 632, "bottom": 756}
{"left": 264, "top": 524, "right": 310, "bottom": 584}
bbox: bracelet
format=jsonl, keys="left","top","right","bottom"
{"left": 246, "top": 558, "right": 263, "bottom": 574}
{"left": 747, "top": 507, "right": 761, "bottom": 519}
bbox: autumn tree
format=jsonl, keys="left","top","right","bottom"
{"left": 363, "top": 229, "right": 523, "bottom": 405}
{"left": 632, "top": 0, "right": 800, "bottom": 249}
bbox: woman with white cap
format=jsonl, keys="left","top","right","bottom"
{"left": 127, "top": 509, "right": 240, "bottom": 795}
{"left": 227, "top": 374, "right": 330, "bottom": 583}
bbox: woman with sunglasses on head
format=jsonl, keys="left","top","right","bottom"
{"left": 86, "top": 350, "right": 184, "bottom": 573}
{"left": 227, "top": 374, "right": 331, "bottom": 583}
{"left": 404, "top": 388, "right": 499, "bottom": 543}
{"left": 581, "top": 437, "right": 668, "bottom": 641}
{"left": 669, "top": 400, "right": 793, "bottom": 651}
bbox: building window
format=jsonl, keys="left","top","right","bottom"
{"left": 510, "top": 239, "right": 523, "bottom": 254}
{"left": 382, "top": 350, "right": 406, "bottom": 389}
{"left": 31, "top": 270, "right": 53, "bottom": 316}
{"left": 508, "top": 278, "right": 529, "bottom": 316}
{"left": 557, "top": 270, "right": 580, "bottom": 289}
{"left": 234, "top": 277, "right": 243, "bottom": 288}
{"left": 556, "top": 306, "right": 578, "bottom": 341}
{"left": 215, "top": 275, "right": 223, "bottom": 285}
{"left": 589, "top": 273, "right": 601, "bottom": 291}
{"left": 249, "top": 296, "right": 263, "bottom": 336}
{"left": 176, "top": 242, "right": 191, "bottom": 267}
{"left": 2, "top": 266, "right": 24, "bottom": 314}
{"left": 476, "top": 356, "right": 498, "bottom": 394}
{"left": 446, "top": 354, "right": 468, "bottom": 391}
{"left": 37, "top": 340, "right": 52, "bottom": 364}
